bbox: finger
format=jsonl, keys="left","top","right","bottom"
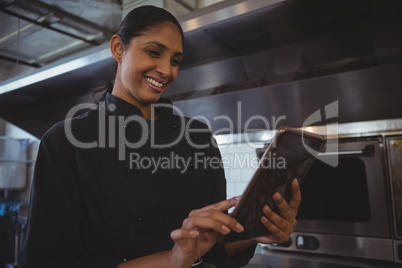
{"left": 170, "top": 228, "right": 199, "bottom": 242}
{"left": 262, "top": 205, "right": 294, "bottom": 234}
{"left": 288, "top": 178, "right": 302, "bottom": 211}
{"left": 183, "top": 215, "right": 229, "bottom": 235}
{"left": 183, "top": 213, "right": 244, "bottom": 235}
{"left": 253, "top": 234, "right": 275, "bottom": 244}
{"left": 196, "top": 209, "right": 244, "bottom": 233}
{"left": 170, "top": 228, "right": 199, "bottom": 257}
{"left": 189, "top": 197, "right": 238, "bottom": 217}
{"left": 260, "top": 215, "right": 290, "bottom": 243}
{"left": 272, "top": 192, "right": 294, "bottom": 223}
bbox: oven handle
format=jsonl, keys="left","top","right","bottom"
{"left": 318, "top": 145, "right": 374, "bottom": 156}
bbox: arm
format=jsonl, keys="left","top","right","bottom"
{"left": 115, "top": 250, "right": 174, "bottom": 268}
{"left": 117, "top": 179, "right": 301, "bottom": 267}
{"left": 116, "top": 197, "right": 242, "bottom": 268}
{"left": 202, "top": 136, "right": 257, "bottom": 267}
{"left": 18, "top": 129, "right": 122, "bottom": 268}
{"left": 170, "top": 198, "right": 244, "bottom": 268}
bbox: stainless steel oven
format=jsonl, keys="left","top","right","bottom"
{"left": 255, "top": 120, "right": 402, "bottom": 264}
{"left": 387, "top": 136, "right": 402, "bottom": 263}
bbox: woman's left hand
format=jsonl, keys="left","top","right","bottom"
{"left": 253, "top": 178, "right": 301, "bottom": 244}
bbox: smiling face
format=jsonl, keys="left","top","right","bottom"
{"left": 110, "top": 22, "right": 183, "bottom": 114}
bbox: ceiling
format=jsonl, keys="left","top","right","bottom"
{"left": 1, "top": 0, "right": 402, "bottom": 138}
{"left": 0, "top": 0, "right": 122, "bottom": 68}
{"left": 0, "top": 0, "right": 223, "bottom": 69}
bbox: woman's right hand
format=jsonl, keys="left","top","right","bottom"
{"left": 169, "top": 197, "right": 244, "bottom": 268}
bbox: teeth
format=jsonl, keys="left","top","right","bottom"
{"left": 146, "top": 77, "right": 163, "bottom": 87}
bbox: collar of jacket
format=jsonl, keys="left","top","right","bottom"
{"left": 103, "top": 93, "right": 174, "bottom": 119}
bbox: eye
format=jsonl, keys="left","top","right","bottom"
{"left": 171, "top": 58, "right": 181, "bottom": 66}
{"left": 147, "top": 50, "right": 161, "bottom": 57}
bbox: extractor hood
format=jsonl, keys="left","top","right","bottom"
{"left": 1, "top": 0, "right": 402, "bottom": 138}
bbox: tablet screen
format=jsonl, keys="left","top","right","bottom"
{"left": 220, "top": 127, "right": 326, "bottom": 243}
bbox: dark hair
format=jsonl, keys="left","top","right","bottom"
{"left": 92, "top": 5, "right": 184, "bottom": 103}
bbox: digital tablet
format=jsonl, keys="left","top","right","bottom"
{"left": 220, "top": 126, "right": 326, "bottom": 243}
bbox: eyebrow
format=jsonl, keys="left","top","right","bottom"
{"left": 144, "top": 41, "right": 183, "bottom": 57}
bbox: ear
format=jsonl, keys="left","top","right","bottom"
{"left": 110, "top": 34, "right": 124, "bottom": 63}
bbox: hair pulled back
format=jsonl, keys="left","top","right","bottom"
{"left": 92, "top": 5, "right": 184, "bottom": 103}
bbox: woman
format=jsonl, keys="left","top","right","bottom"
{"left": 18, "top": 5, "right": 300, "bottom": 268}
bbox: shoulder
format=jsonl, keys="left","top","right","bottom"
{"left": 41, "top": 107, "right": 99, "bottom": 147}
{"left": 183, "top": 115, "right": 210, "bottom": 131}
{"left": 170, "top": 113, "right": 211, "bottom": 134}
{"left": 170, "top": 113, "right": 218, "bottom": 149}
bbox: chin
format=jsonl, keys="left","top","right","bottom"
{"left": 144, "top": 94, "right": 162, "bottom": 104}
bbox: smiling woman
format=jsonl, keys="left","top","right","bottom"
{"left": 17, "top": 5, "right": 300, "bottom": 268}
{"left": 110, "top": 22, "right": 183, "bottom": 118}
{"left": 94, "top": 5, "right": 185, "bottom": 120}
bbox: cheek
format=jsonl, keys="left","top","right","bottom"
{"left": 165, "top": 71, "right": 178, "bottom": 91}
{"left": 122, "top": 61, "right": 140, "bottom": 83}
{"left": 171, "top": 68, "right": 179, "bottom": 82}
{"left": 120, "top": 61, "right": 130, "bottom": 79}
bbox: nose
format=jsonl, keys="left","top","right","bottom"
{"left": 155, "top": 59, "right": 171, "bottom": 79}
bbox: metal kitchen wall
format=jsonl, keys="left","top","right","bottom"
{"left": 0, "top": 137, "right": 38, "bottom": 267}
{"left": 0, "top": 0, "right": 226, "bottom": 137}
{"left": 1, "top": 0, "right": 402, "bottom": 138}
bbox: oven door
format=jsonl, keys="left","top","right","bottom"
{"left": 297, "top": 136, "right": 390, "bottom": 237}
{"left": 267, "top": 136, "right": 394, "bottom": 261}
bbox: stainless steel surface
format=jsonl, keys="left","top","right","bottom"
{"left": 296, "top": 138, "right": 389, "bottom": 238}
{"left": 304, "top": 119, "right": 402, "bottom": 138}
{"left": 387, "top": 137, "right": 402, "bottom": 247}
{"left": 0, "top": 0, "right": 223, "bottom": 69}
{"left": 263, "top": 232, "right": 394, "bottom": 261}
{"left": 234, "top": 129, "right": 398, "bottom": 263}
{"left": 393, "top": 241, "right": 402, "bottom": 264}
{"left": 215, "top": 118, "right": 402, "bottom": 145}
{"left": 248, "top": 244, "right": 402, "bottom": 268}
{"left": 175, "top": 63, "right": 402, "bottom": 134}
{"left": 0, "top": 0, "right": 401, "bottom": 137}
{"left": 0, "top": 0, "right": 121, "bottom": 66}
{"left": 0, "top": 42, "right": 112, "bottom": 95}
{"left": 0, "top": 0, "right": 284, "bottom": 92}
{"left": 178, "top": 0, "right": 285, "bottom": 32}
{"left": 318, "top": 147, "right": 372, "bottom": 156}
{"left": 0, "top": 138, "right": 29, "bottom": 189}
{"left": 167, "top": 0, "right": 402, "bottom": 97}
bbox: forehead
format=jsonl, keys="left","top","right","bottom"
{"left": 135, "top": 22, "right": 183, "bottom": 52}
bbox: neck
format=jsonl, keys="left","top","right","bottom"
{"left": 110, "top": 85, "right": 156, "bottom": 120}
{"left": 121, "top": 96, "right": 155, "bottom": 120}
{"left": 140, "top": 105, "right": 155, "bottom": 120}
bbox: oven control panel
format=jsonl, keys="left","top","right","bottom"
{"left": 270, "top": 235, "right": 320, "bottom": 250}
{"left": 296, "top": 235, "right": 320, "bottom": 250}
{"left": 262, "top": 231, "right": 394, "bottom": 261}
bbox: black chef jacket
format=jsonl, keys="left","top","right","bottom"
{"left": 18, "top": 93, "right": 255, "bottom": 268}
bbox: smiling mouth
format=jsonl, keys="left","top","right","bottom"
{"left": 145, "top": 77, "right": 165, "bottom": 88}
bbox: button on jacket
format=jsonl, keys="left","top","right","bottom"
{"left": 19, "top": 93, "right": 255, "bottom": 268}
